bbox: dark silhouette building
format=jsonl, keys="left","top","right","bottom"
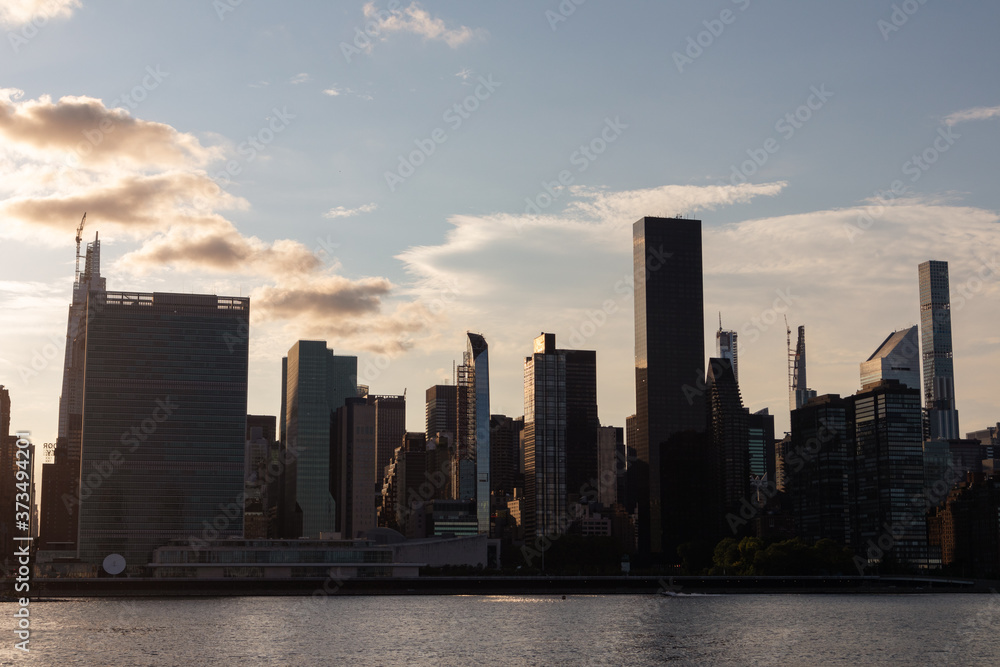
{"left": 425, "top": 384, "right": 458, "bottom": 442}
{"left": 928, "top": 473, "right": 1000, "bottom": 578}
{"left": 367, "top": 394, "right": 406, "bottom": 494}
{"left": 632, "top": 216, "right": 706, "bottom": 557}
{"left": 75, "top": 291, "right": 249, "bottom": 572}
{"left": 523, "top": 333, "right": 599, "bottom": 538}
{"left": 787, "top": 394, "right": 852, "bottom": 548}
{"left": 706, "top": 358, "right": 749, "bottom": 537}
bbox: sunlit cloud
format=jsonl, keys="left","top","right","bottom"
{"left": 324, "top": 203, "right": 377, "bottom": 219}
{"left": 0, "top": 0, "right": 80, "bottom": 28}
{"left": 944, "top": 105, "right": 1000, "bottom": 126}
{"left": 362, "top": 1, "right": 484, "bottom": 48}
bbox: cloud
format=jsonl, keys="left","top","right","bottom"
{"left": 455, "top": 67, "right": 474, "bottom": 82}
{"left": 324, "top": 203, "right": 377, "bottom": 219}
{"left": 322, "top": 86, "right": 373, "bottom": 101}
{"left": 944, "top": 105, "right": 1000, "bottom": 126}
{"left": 362, "top": 1, "right": 483, "bottom": 48}
{"left": 0, "top": 89, "right": 417, "bottom": 353}
{"left": 0, "top": 91, "right": 220, "bottom": 168}
{"left": 289, "top": 73, "right": 310, "bottom": 85}
{"left": 118, "top": 223, "right": 321, "bottom": 278}
{"left": 0, "top": 0, "right": 80, "bottom": 28}
{"left": 0, "top": 171, "right": 245, "bottom": 231}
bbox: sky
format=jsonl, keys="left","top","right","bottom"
{"left": 1, "top": 0, "right": 999, "bottom": 454}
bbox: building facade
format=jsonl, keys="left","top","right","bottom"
{"left": 281, "top": 341, "right": 358, "bottom": 538}
{"left": 632, "top": 217, "right": 706, "bottom": 556}
{"left": 919, "top": 260, "right": 960, "bottom": 439}
{"left": 76, "top": 291, "right": 249, "bottom": 572}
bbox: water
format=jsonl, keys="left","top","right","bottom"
{"left": 2, "top": 593, "right": 998, "bottom": 666}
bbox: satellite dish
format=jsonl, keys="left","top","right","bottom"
{"left": 103, "top": 553, "right": 126, "bottom": 575}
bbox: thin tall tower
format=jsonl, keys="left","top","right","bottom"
{"left": 918, "top": 260, "right": 959, "bottom": 439}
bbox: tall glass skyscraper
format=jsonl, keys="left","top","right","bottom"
{"left": 860, "top": 326, "right": 920, "bottom": 391}
{"left": 281, "top": 341, "right": 358, "bottom": 538}
{"left": 632, "top": 217, "right": 706, "bottom": 556}
{"left": 466, "top": 333, "right": 491, "bottom": 535}
{"left": 76, "top": 292, "right": 249, "bottom": 572}
{"left": 42, "top": 233, "right": 106, "bottom": 550}
{"left": 918, "top": 260, "right": 959, "bottom": 439}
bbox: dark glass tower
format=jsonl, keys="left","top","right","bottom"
{"left": 706, "top": 358, "right": 749, "bottom": 536}
{"left": 523, "top": 333, "right": 599, "bottom": 538}
{"left": 76, "top": 292, "right": 249, "bottom": 572}
{"left": 918, "top": 260, "right": 959, "bottom": 439}
{"left": 633, "top": 217, "right": 706, "bottom": 556}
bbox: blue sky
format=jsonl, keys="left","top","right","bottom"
{"left": 1, "top": 0, "right": 999, "bottom": 449}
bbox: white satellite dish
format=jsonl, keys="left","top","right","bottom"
{"left": 103, "top": 553, "right": 126, "bottom": 575}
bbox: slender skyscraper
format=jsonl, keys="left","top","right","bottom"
{"left": 367, "top": 394, "right": 405, "bottom": 492}
{"left": 42, "top": 232, "right": 106, "bottom": 549}
{"left": 633, "top": 217, "right": 706, "bottom": 556}
{"left": 919, "top": 260, "right": 960, "bottom": 439}
{"left": 789, "top": 325, "right": 817, "bottom": 411}
{"left": 281, "top": 341, "right": 358, "bottom": 538}
{"left": 465, "top": 333, "right": 491, "bottom": 535}
{"left": 76, "top": 291, "right": 249, "bottom": 572}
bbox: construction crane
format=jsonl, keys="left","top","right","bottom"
{"left": 785, "top": 314, "right": 793, "bottom": 408}
{"left": 74, "top": 212, "right": 87, "bottom": 283}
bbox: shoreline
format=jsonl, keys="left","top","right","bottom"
{"left": 5, "top": 575, "right": 995, "bottom": 598}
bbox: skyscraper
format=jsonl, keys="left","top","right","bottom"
{"left": 716, "top": 315, "right": 739, "bottom": 384}
{"left": 367, "top": 394, "right": 406, "bottom": 491}
{"left": 860, "top": 326, "right": 920, "bottom": 391}
{"left": 787, "top": 394, "right": 852, "bottom": 548}
{"left": 850, "top": 379, "right": 928, "bottom": 569}
{"left": 632, "top": 216, "right": 706, "bottom": 556}
{"left": 919, "top": 260, "right": 960, "bottom": 439}
{"left": 789, "top": 325, "right": 817, "bottom": 411}
{"left": 41, "top": 232, "right": 106, "bottom": 549}
{"left": 746, "top": 408, "right": 776, "bottom": 484}
{"left": 425, "top": 384, "right": 458, "bottom": 441}
{"left": 465, "top": 333, "right": 491, "bottom": 535}
{"left": 75, "top": 291, "right": 249, "bottom": 572}
{"left": 332, "top": 397, "right": 376, "bottom": 539}
{"left": 281, "top": 341, "right": 358, "bottom": 538}
{"left": 706, "top": 357, "right": 749, "bottom": 535}
{"left": 523, "top": 333, "right": 599, "bottom": 538}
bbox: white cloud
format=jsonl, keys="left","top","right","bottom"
{"left": 944, "top": 105, "right": 1000, "bottom": 126}
{"left": 322, "top": 87, "right": 341, "bottom": 97}
{"left": 362, "top": 1, "right": 483, "bottom": 48}
{"left": 324, "top": 203, "right": 377, "bottom": 219}
{"left": 289, "top": 73, "right": 311, "bottom": 85}
{"left": 0, "top": 0, "right": 80, "bottom": 28}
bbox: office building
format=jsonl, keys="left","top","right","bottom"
{"left": 490, "top": 414, "right": 523, "bottom": 502}
{"left": 747, "top": 408, "right": 776, "bottom": 483}
{"left": 850, "top": 379, "right": 928, "bottom": 570}
{"left": 75, "top": 291, "right": 249, "bottom": 572}
{"left": 332, "top": 397, "right": 377, "bottom": 539}
{"left": 787, "top": 394, "right": 852, "bottom": 548}
{"left": 281, "top": 341, "right": 358, "bottom": 538}
{"left": 425, "top": 384, "right": 458, "bottom": 442}
{"left": 523, "top": 333, "right": 600, "bottom": 538}
{"left": 860, "top": 327, "right": 920, "bottom": 391}
{"left": 632, "top": 216, "right": 706, "bottom": 555}
{"left": 367, "top": 394, "right": 406, "bottom": 491}
{"left": 919, "top": 260, "right": 960, "bottom": 439}
{"left": 706, "top": 358, "right": 749, "bottom": 536}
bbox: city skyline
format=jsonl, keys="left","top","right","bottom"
{"left": 1, "top": 1, "right": 999, "bottom": 451}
